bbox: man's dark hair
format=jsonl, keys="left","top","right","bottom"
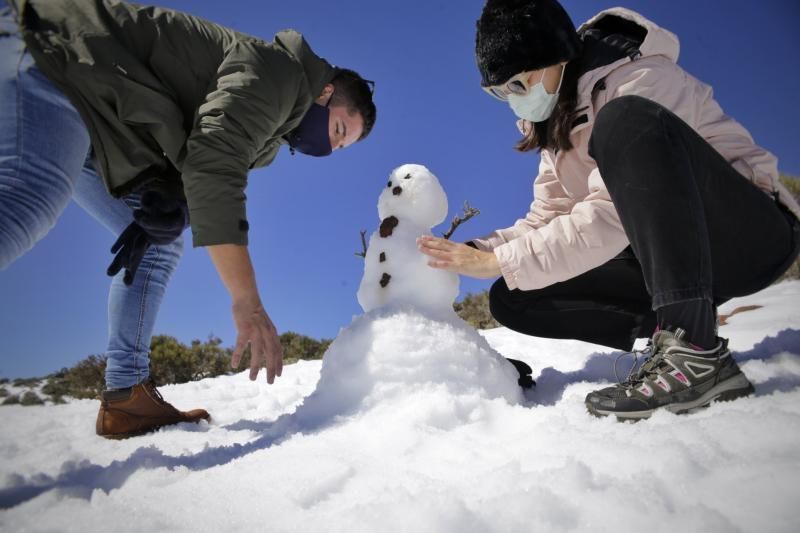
{"left": 329, "top": 68, "right": 376, "bottom": 141}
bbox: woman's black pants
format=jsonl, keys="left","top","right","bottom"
{"left": 490, "top": 95, "right": 800, "bottom": 351}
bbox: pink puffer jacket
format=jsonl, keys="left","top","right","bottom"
{"left": 472, "top": 7, "right": 800, "bottom": 292}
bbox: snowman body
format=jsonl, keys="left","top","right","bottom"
{"left": 357, "top": 164, "right": 459, "bottom": 315}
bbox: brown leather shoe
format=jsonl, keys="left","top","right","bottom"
{"left": 96, "top": 381, "right": 210, "bottom": 439}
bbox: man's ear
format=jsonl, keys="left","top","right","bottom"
{"left": 315, "top": 83, "right": 335, "bottom": 105}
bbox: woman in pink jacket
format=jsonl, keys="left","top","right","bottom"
{"left": 418, "top": 0, "right": 800, "bottom": 419}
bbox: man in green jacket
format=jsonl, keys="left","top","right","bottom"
{"left": 0, "top": 0, "right": 376, "bottom": 438}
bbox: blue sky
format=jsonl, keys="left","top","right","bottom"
{"left": 1, "top": 0, "right": 798, "bottom": 378}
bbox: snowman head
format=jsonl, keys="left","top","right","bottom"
{"left": 377, "top": 164, "right": 448, "bottom": 228}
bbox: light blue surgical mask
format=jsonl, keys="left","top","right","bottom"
{"left": 507, "top": 66, "right": 565, "bottom": 123}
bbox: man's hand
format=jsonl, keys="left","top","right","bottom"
{"left": 207, "top": 244, "right": 284, "bottom": 384}
{"left": 230, "top": 296, "right": 284, "bottom": 383}
{"left": 417, "top": 236, "right": 502, "bottom": 279}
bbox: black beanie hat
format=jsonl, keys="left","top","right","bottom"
{"left": 476, "top": 0, "right": 582, "bottom": 87}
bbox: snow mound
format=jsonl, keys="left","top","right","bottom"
{"left": 298, "top": 307, "right": 524, "bottom": 425}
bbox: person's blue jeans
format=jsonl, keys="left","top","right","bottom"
{"left": 0, "top": 2, "right": 184, "bottom": 389}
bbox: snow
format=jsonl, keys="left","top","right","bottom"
{"left": 1, "top": 281, "right": 799, "bottom": 532}
{"left": 377, "top": 163, "right": 448, "bottom": 227}
{"left": 358, "top": 164, "right": 459, "bottom": 314}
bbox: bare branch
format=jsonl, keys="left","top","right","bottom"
{"left": 442, "top": 201, "right": 480, "bottom": 240}
{"left": 355, "top": 230, "right": 368, "bottom": 258}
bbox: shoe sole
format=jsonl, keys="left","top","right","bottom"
{"left": 99, "top": 428, "right": 153, "bottom": 440}
{"left": 97, "top": 416, "right": 211, "bottom": 440}
{"left": 586, "top": 372, "right": 755, "bottom": 421}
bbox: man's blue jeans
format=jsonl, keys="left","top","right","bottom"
{"left": 0, "top": 2, "right": 183, "bottom": 389}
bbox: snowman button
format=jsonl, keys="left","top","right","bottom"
{"left": 379, "top": 216, "right": 399, "bottom": 237}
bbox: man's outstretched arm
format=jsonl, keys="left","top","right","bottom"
{"left": 207, "top": 244, "right": 284, "bottom": 383}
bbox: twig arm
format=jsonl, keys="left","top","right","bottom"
{"left": 355, "top": 230, "right": 368, "bottom": 258}
{"left": 443, "top": 201, "right": 480, "bottom": 240}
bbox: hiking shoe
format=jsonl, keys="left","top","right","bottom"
{"left": 506, "top": 358, "right": 536, "bottom": 389}
{"left": 585, "top": 329, "right": 754, "bottom": 420}
{"left": 96, "top": 381, "right": 210, "bottom": 439}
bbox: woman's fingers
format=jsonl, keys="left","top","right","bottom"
{"left": 428, "top": 259, "right": 456, "bottom": 271}
{"left": 416, "top": 236, "right": 455, "bottom": 250}
{"left": 420, "top": 246, "right": 453, "bottom": 260}
{"left": 417, "top": 235, "right": 501, "bottom": 278}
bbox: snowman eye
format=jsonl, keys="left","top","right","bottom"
{"left": 387, "top": 181, "right": 392, "bottom": 188}
{"left": 404, "top": 174, "right": 411, "bottom": 180}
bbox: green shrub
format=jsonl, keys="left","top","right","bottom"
{"left": 149, "top": 335, "right": 231, "bottom": 385}
{"left": 43, "top": 355, "right": 107, "bottom": 400}
{"left": 12, "top": 377, "right": 40, "bottom": 388}
{"left": 20, "top": 391, "right": 44, "bottom": 406}
{"left": 280, "top": 331, "right": 332, "bottom": 364}
{"left": 19, "top": 330, "right": 346, "bottom": 401}
{"left": 780, "top": 174, "right": 800, "bottom": 202}
{"left": 777, "top": 174, "right": 800, "bottom": 282}
{"left": 0, "top": 387, "right": 8, "bottom": 398}
{"left": 454, "top": 291, "right": 499, "bottom": 329}
{"left": 0, "top": 378, "right": 8, "bottom": 385}
{"left": 2, "top": 395, "right": 20, "bottom": 406}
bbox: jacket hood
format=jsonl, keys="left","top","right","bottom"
{"left": 578, "top": 8, "right": 680, "bottom": 64}
{"left": 513, "top": 8, "right": 681, "bottom": 137}
{"left": 575, "top": 8, "right": 679, "bottom": 92}
{"left": 273, "top": 29, "right": 335, "bottom": 101}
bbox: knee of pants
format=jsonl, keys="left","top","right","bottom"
{"left": 588, "top": 94, "right": 665, "bottom": 164}
{"left": 489, "top": 277, "right": 514, "bottom": 325}
{"left": 489, "top": 279, "right": 563, "bottom": 337}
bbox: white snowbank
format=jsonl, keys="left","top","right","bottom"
{"left": 0, "top": 281, "right": 798, "bottom": 533}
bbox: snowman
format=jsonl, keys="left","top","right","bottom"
{"left": 274, "top": 164, "right": 528, "bottom": 429}
{"left": 357, "top": 164, "right": 459, "bottom": 315}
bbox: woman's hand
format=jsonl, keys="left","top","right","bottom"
{"left": 417, "top": 236, "right": 502, "bottom": 279}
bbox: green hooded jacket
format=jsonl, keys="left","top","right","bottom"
{"left": 12, "top": 0, "right": 335, "bottom": 246}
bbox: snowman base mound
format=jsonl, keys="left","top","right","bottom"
{"left": 296, "top": 306, "right": 525, "bottom": 423}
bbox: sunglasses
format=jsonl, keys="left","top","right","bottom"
{"left": 483, "top": 70, "right": 543, "bottom": 101}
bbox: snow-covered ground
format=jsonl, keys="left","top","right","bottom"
{"left": 1, "top": 281, "right": 799, "bottom": 533}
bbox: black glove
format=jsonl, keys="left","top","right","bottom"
{"left": 506, "top": 358, "right": 536, "bottom": 389}
{"left": 107, "top": 191, "right": 188, "bottom": 285}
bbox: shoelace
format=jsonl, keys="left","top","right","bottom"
{"left": 613, "top": 341, "right": 655, "bottom": 385}
{"left": 145, "top": 381, "right": 169, "bottom": 406}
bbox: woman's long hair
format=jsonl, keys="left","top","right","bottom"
{"left": 514, "top": 58, "right": 586, "bottom": 154}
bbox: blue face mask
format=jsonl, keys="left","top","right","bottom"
{"left": 287, "top": 101, "right": 332, "bottom": 157}
{"left": 507, "top": 66, "right": 565, "bottom": 123}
